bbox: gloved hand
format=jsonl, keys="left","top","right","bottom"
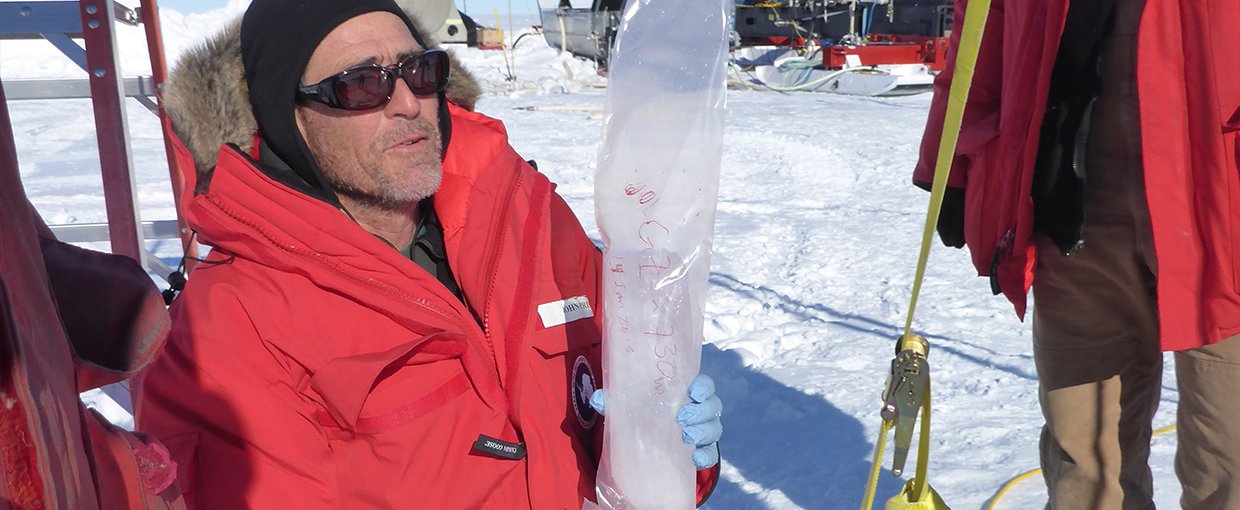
{"left": 589, "top": 374, "right": 722, "bottom": 469}
{"left": 936, "top": 186, "right": 966, "bottom": 248}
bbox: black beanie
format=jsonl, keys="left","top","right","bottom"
{"left": 239, "top": 0, "right": 432, "bottom": 205}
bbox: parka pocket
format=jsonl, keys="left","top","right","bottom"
{"left": 527, "top": 292, "right": 603, "bottom": 440}
{"left": 309, "top": 332, "right": 473, "bottom": 436}
{"left": 525, "top": 304, "right": 597, "bottom": 359}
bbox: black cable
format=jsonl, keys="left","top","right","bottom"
{"left": 162, "top": 230, "right": 235, "bottom": 305}
{"left": 512, "top": 31, "right": 541, "bottom": 49}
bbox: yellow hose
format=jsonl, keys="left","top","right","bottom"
{"left": 984, "top": 425, "right": 1179, "bottom": 510}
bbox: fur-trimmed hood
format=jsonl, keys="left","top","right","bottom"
{"left": 162, "top": 14, "right": 482, "bottom": 194}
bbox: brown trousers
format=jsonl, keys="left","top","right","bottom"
{"left": 1032, "top": 151, "right": 1240, "bottom": 510}
{"left": 1031, "top": 2, "right": 1240, "bottom": 508}
{"left": 1034, "top": 262, "right": 1240, "bottom": 510}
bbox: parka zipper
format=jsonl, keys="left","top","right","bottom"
{"left": 477, "top": 169, "right": 527, "bottom": 364}
{"left": 989, "top": 228, "right": 1015, "bottom": 295}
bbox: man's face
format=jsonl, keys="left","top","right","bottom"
{"left": 295, "top": 12, "right": 442, "bottom": 209}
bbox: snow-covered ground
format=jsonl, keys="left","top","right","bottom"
{"left": 2, "top": 5, "right": 1185, "bottom": 509}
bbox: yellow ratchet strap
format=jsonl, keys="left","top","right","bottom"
{"left": 859, "top": 0, "right": 993, "bottom": 507}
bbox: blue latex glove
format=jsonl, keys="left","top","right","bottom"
{"left": 589, "top": 374, "right": 723, "bottom": 469}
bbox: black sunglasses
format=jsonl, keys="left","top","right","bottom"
{"left": 296, "top": 49, "right": 450, "bottom": 111}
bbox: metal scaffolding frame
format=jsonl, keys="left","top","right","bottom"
{"left": 1, "top": 0, "right": 191, "bottom": 282}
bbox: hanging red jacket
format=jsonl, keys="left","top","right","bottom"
{"left": 0, "top": 82, "right": 185, "bottom": 510}
{"left": 914, "top": 0, "right": 1240, "bottom": 351}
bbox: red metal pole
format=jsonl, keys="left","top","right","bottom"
{"left": 139, "top": 0, "right": 198, "bottom": 269}
{"left": 80, "top": 0, "right": 143, "bottom": 262}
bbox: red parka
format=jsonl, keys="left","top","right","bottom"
{"left": 136, "top": 93, "right": 718, "bottom": 510}
{"left": 915, "top": 0, "right": 1240, "bottom": 351}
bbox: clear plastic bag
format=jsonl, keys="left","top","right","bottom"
{"left": 589, "top": 1, "right": 730, "bottom": 508}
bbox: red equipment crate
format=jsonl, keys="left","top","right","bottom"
{"left": 823, "top": 35, "right": 949, "bottom": 71}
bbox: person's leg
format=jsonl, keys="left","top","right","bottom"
{"left": 1175, "top": 333, "right": 1240, "bottom": 509}
{"left": 1032, "top": 0, "right": 1157, "bottom": 506}
{"left": 1033, "top": 227, "right": 1162, "bottom": 510}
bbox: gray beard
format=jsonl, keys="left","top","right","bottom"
{"left": 328, "top": 165, "right": 442, "bottom": 210}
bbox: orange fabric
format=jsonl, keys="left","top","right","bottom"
{"left": 913, "top": 0, "right": 1240, "bottom": 351}
{"left": 83, "top": 409, "right": 185, "bottom": 508}
{"left": 136, "top": 105, "right": 717, "bottom": 508}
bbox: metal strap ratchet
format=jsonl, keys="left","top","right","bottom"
{"left": 880, "top": 334, "right": 929, "bottom": 476}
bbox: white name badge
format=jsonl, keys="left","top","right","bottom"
{"left": 538, "top": 296, "right": 594, "bottom": 328}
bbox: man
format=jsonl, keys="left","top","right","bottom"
{"left": 134, "top": 0, "right": 721, "bottom": 508}
{"left": 915, "top": 0, "right": 1239, "bottom": 508}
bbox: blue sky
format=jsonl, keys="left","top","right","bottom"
{"left": 156, "top": 0, "right": 538, "bottom": 16}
